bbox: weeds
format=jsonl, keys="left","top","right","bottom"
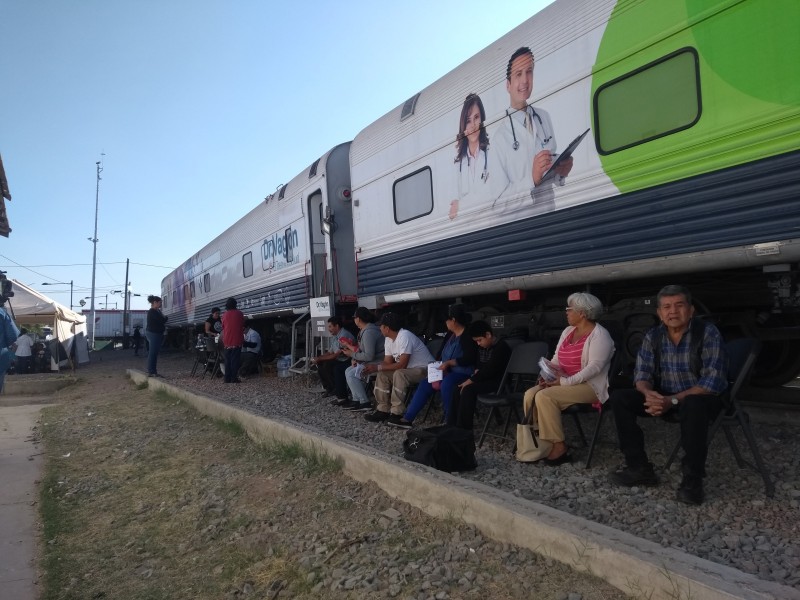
{"left": 259, "top": 439, "right": 343, "bottom": 476}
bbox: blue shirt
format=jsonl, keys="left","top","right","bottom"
{"left": 635, "top": 319, "right": 728, "bottom": 395}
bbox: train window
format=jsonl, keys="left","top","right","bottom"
{"left": 203, "top": 273, "right": 210, "bottom": 293}
{"left": 401, "top": 93, "right": 420, "bottom": 121}
{"left": 308, "top": 158, "right": 320, "bottom": 178}
{"left": 393, "top": 167, "right": 433, "bottom": 224}
{"left": 190, "top": 281, "right": 195, "bottom": 298}
{"left": 243, "top": 251, "right": 253, "bottom": 278}
{"left": 284, "top": 227, "right": 295, "bottom": 263}
{"left": 593, "top": 48, "right": 701, "bottom": 155}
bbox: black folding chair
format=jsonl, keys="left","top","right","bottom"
{"left": 475, "top": 341, "right": 549, "bottom": 448}
{"left": 664, "top": 338, "right": 774, "bottom": 497}
{"left": 560, "top": 320, "right": 628, "bottom": 468}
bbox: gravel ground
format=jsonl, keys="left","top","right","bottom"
{"left": 151, "top": 349, "right": 800, "bottom": 590}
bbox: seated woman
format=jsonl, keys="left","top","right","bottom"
{"left": 387, "top": 304, "right": 477, "bottom": 429}
{"left": 522, "top": 292, "right": 614, "bottom": 465}
{"left": 341, "top": 307, "right": 385, "bottom": 411}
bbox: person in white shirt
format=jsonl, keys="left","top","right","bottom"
{"left": 363, "top": 313, "right": 434, "bottom": 422}
{"left": 238, "top": 324, "right": 262, "bottom": 377}
{"left": 14, "top": 328, "right": 33, "bottom": 374}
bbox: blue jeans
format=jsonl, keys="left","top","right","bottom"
{"left": 404, "top": 371, "right": 471, "bottom": 423}
{"left": 224, "top": 347, "right": 241, "bottom": 382}
{"left": 345, "top": 364, "right": 370, "bottom": 404}
{"left": 145, "top": 331, "right": 163, "bottom": 375}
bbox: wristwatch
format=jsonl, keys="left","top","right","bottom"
{"left": 670, "top": 396, "right": 679, "bottom": 406}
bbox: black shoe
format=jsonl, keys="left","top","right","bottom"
{"left": 676, "top": 475, "right": 704, "bottom": 505}
{"left": 330, "top": 397, "right": 350, "bottom": 407}
{"left": 338, "top": 400, "right": 360, "bottom": 409}
{"left": 544, "top": 452, "right": 572, "bottom": 467}
{"left": 347, "top": 402, "right": 373, "bottom": 412}
{"left": 609, "top": 464, "right": 659, "bottom": 487}
{"left": 364, "top": 410, "right": 390, "bottom": 423}
{"left": 386, "top": 414, "right": 413, "bottom": 429}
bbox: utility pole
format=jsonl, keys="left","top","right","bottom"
{"left": 89, "top": 157, "right": 103, "bottom": 350}
{"left": 123, "top": 258, "right": 130, "bottom": 349}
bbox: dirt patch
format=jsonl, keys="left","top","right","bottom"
{"left": 37, "top": 353, "right": 628, "bottom": 599}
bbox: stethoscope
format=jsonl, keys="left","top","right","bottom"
{"left": 507, "top": 105, "right": 552, "bottom": 150}
{"left": 458, "top": 148, "right": 489, "bottom": 182}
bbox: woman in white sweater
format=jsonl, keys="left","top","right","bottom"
{"left": 522, "top": 292, "right": 614, "bottom": 465}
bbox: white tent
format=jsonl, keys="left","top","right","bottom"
{"left": 7, "top": 279, "right": 90, "bottom": 367}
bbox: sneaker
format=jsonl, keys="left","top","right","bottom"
{"left": 364, "top": 410, "right": 390, "bottom": 423}
{"left": 386, "top": 414, "right": 413, "bottom": 429}
{"left": 609, "top": 464, "right": 659, "bottom": 487}
{"left": 347, "top": 402, "right": 373, "bottom": 412}
{"left": 330, "top": 398, "right": 350, "bottom": 407}
{"left": 676, "top": 475, "right": 704, "bottom": 505}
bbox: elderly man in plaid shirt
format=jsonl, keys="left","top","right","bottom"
{"left": 609, "top": 285, "right": 728, "bottom": 505}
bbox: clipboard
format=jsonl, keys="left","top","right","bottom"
{"left": 541, "top": 128, "right": 590, "bottom": 182}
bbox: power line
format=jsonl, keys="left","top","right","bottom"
{"left": 0, "top": 255, "right": 176, "bottom": 269}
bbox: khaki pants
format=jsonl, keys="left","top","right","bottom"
{"left": 522, "top": 383, "right": 596, "bottom": 443}
{"left": 374, "top": 367, "right": 427, "bottom": 415}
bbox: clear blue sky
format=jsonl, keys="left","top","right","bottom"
{"left": 1, "top": 0, "right": 553, "bottom": 312}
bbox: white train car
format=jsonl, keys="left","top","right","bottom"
{"left": 161, "top": 143, "right": 355, "bottom": 329}
{"left": 349, "top": 0, "right": 800, "bottom": 384}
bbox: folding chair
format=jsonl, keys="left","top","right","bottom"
{"left": 561, "top": 320, "right": 628, "bottom": 468}
{"left": 475, "top": 341, "right": 549, "bottom": 448}
{"left": 664, "top": 338, "right": 774, "bottom": 497}
{"left": 190, "top": 341, "right": 207, "bottom": 377}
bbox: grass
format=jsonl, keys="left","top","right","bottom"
{"left": 36, "top": 359, "right": 630, "bottom": 600}
{"left": 258, "top": 439, "right": 344, "bottom": 476}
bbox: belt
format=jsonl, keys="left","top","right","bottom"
{"left": 225, "top": 346, "right": 242, "bottom": 350}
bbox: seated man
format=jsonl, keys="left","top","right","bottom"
{"left": 205, "top": 307, "right": 222, "bottom": 336}
{"left": 238, "top": 324, "right": 262, "bottom": 377}
{"left": 448, "top": 320, "right": 512, "bottom": 430}
{"left": 311, "top": 316, "right": 355, "bottom": 401}
{"left": 363, "top": 313, "right": 434, "bottom": 423}
{"left": 608, "top": 285, "right": 728, "bottom": 505}
{"left": 339, "top": 307, "right": 385, "bottom": 411}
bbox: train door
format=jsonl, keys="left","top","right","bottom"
{"left": 307, "top": 191, "right": 326, "bottom": 297}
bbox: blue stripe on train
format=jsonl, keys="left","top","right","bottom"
{"left": 357, "top": 150, "right": 800, "bottom": 295}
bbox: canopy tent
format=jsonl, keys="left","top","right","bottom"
{"left": 7, "top": 279, "right": 89, "bottom": 367}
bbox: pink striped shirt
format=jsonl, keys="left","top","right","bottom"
{"left": 556, "top": 331, "right": 588, "bottom": 376}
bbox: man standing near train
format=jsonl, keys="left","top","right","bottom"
{"left": 608, "top": 285, "right": 728, "bottom": 505}
{"left": 221, "top": 297, "right": 245, "bottom": 384}
{"left": 493, "top": 46, "right": 572, "bottom": 214}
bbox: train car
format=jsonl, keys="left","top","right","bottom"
{"left": 349, "top": 0, "right": 800, "bottom": 385}
{"left": 161, "top": 143, "right": 355, "bottom": 339}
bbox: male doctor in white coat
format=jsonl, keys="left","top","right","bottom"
{"left": 493, "top": 46, "right": 573, "bottom": 215}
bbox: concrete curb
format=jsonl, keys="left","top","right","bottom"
{"left": 131, "top": 370, "right": 799, "bottom": 600}
{"left": 3, "top": 377, "right": 75, "bottom": 396}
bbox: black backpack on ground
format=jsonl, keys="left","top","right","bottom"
{"left": 402, "top": 425, "right": 477, "bottom": 473}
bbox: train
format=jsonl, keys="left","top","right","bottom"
{"left": 162, "top": 0, "right": 800, "bottom": 389}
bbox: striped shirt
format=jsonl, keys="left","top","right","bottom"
{"left": 557, "top": 331, "right": 588, "bottom": 377}
{"left": 635, "top": 319, "right": 728, "bottom": 395}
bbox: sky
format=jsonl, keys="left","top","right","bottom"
{"left": 1, "top": 0, "right": 554, "bottom": 312}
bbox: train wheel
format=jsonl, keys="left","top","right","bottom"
{"left": 751, "top": 339, "right": 800, "bottom": 387}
